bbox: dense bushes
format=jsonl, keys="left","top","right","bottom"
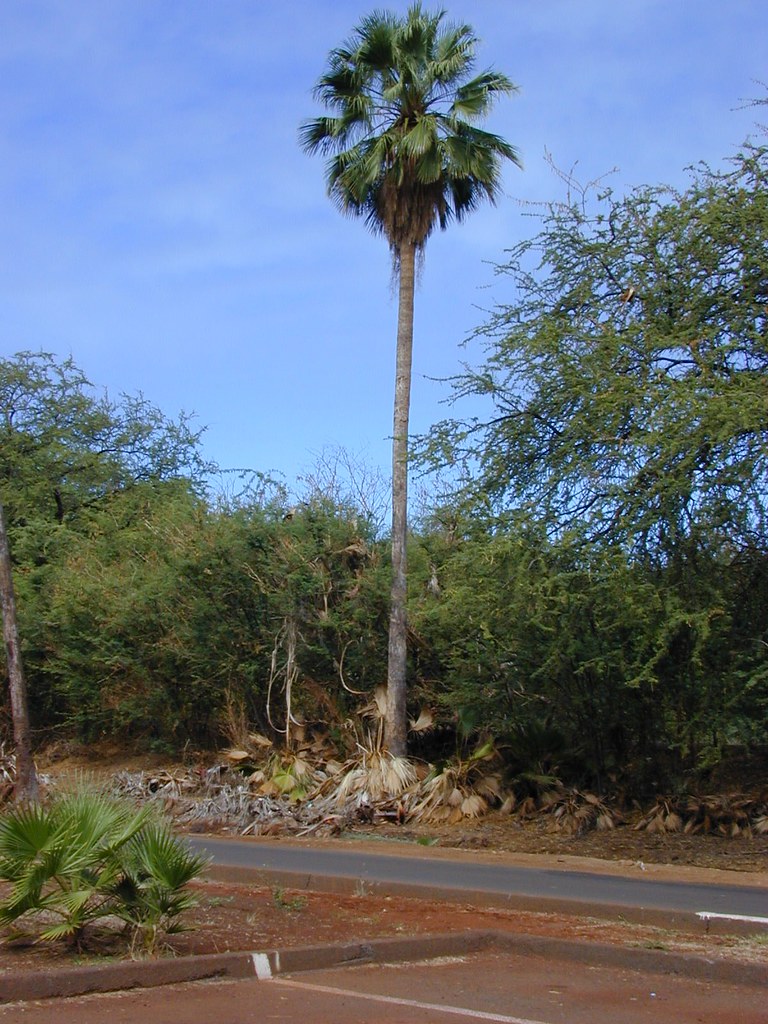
{"left": 411, "top": 526, "right": 768, "bottom": 792}
{"left": 1, "top": 356, "right": 766, "bottom": 797}
{"left": 413, "top": 142, "right": 768, "bottom": 792}
{"left": 2, "top": 141, "right": 767, "bottom": 799}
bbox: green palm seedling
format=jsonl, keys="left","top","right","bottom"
{"left": 0, "top": 789, "right": 208, "bottom": 953}
{"left": 0, "top": 800, "right": 60, "bottom": 927}
{"left": 0, "top": 789, "right": 151, "bottom": 948}
{"left": 113, "top": 824, "right": 210, "bottom": 954}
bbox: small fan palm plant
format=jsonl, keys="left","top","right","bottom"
{"left": 0, "top": 790, "right": 151, "bottom": 947}
{"left": 0, "top": 788, "right": 207, "bottom": 953}
{"left": 113, "top": 825, "right": 210, "bottom": 954}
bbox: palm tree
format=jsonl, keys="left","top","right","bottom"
{"left": 301, "top": 3, "right": 520, "bottom": 755}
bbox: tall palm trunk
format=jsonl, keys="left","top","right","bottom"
{"left": 303, "top": 5, "right": 519, "bottom": 758}
{"left": 0, "top": 499, "right": 38, "bottom": 802}
{"left": 386, "top": 241, "right": 416, "bottom": 756}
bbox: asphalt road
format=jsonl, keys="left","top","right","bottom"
{"left": 188, "top": 837, "right": 768, "bottom": 918}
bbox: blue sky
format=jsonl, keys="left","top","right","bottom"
{"left": 1, "top": 0, "right": 765, "bottom": 493}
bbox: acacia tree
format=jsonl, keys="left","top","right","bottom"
{"left": 415, "top": 144, "right": 768, "bottom": 779}
{"left": 0, "top": 351, "right": 212, "bottom": 754}
{"left": 301, "top": 3, "right": 520, "bottom": 754}
{"left": 0, "top": 351, "right": 211, "bottom": 531}
{"left": 424, "top": 144, "right": 768, "bottom": 556}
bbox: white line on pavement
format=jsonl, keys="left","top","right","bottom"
{"left": 252, "top": 952, "right": 272, "bottom": 979}
{"left": 696, "top": 912, "right": 768, "bottom": 925}
{"left": 270, "top": 978, "right": 553, "bottom": 1024}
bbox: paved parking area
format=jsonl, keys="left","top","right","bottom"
{"left": 2, "top": 949, "right": 764, "bottom": 1023}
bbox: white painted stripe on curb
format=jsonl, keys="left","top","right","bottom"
{"left": 697, "top": 912, "right": 768, "bottom": 925}
{"left": 252, "top": 953, "right": 273, "bottom": 980}
{"left": 271, "top": 978, "right": 551, "bottom": 1024}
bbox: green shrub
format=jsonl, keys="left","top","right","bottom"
{"left": 113, "top": 824, "right": 210, "bottom": 953}
{"left": 0, "top": 789, "right": 209, "bottom": 954}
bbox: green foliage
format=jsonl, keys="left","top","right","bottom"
{"left": 0, "top": 789, "right": 207, "bottom": 952}
{"left": 423, "top": 144, "right": 768, "bottom": 554}
{"left": 259, "top": 497, "right": 389, "bottom": 732}
{"left": 3, "top": 137, "right": 767, "bottom": 798}
{"left": 0, "top": 351, "right": 217, "bottom": 742}
{"left": 30, "top": 489, "right": 390, "bottom": 747}
{"left": 1, "top": 350, "right": 211, "bottom": 533}
{"left": 300, "top": 3, "right": 520, "bottom": 256}
{"left": 0, "top": 790, "right": 148, "bottom": 943}
{"left": 1, "top": 352, "right": 392, "bottom": 748}
{"left": 271, "top": 887, "right": 306, "bottom": 912}
{"left": 113, "top": 824, "right": 210, "bottom": 953}
{"left": 22, "top": 484, "right": 215, "bottom": 741}
{"left": 412, "top": 142, "right": 768, "bottom": 792}
{"left": 410, "top": 509, "right": 768, "bottom": 793}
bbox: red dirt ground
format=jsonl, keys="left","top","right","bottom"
{"left": 1, "top": 750, "right": 766, "bottom": 979}
{"left": 1, "top": 867, "right": 767, "bottom": 980}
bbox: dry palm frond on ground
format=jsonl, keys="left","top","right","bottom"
{"left": 634, "top": 793, "right": 768, "bottom": 836}
{"left": 683, "top": 794, "right": 756, "bottom": 836}
{"left": 538, "top": 787, "right": 622, "bottom": 835}
{"left": 332, "top": 745, "right": 418, "bottom": 805}
{"left": 24, "top": 736, "right": 768, "bottom": 842}
{"left": 409, "top": 741, "right": 506, "bottom": 824}
{"left": 0, "top": 745, "right": 15, "bottom": 805}
{"left": 633, "top": 797, "right": 685, "bottom": 834}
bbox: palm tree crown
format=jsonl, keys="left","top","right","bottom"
{"left": 300, "top": 3, "right": 521, "bottom": 256}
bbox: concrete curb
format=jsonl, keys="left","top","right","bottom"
{"left": 2, "top": 927, "right": 766, "bottom": 1004}
{"left": 0, "top": 950, "right": 255, "bottom": 1004}
{"left": 0, "top": 932, "right": 489, "bottom": 1004}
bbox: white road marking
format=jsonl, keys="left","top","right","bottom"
{"left": 252, "top": 952, "right": 273, "bottom": 979}
{"left": 697, "top": 912, "right": 768, "bottom": 925}
{"left": 270, "top": 978, "right": 552, "bottom": 1024}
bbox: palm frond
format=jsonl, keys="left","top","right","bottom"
{"left": 542, "top": 789, "right": 622, "bottom": 835}
{"left": 408, "top": 708, "right": 434, "bottom": 733}
{"left": 333, "top": 747, "right": 417, "bottom": 804}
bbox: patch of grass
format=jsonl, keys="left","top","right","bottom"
{"left": 271, "top": 888, "right": 306, "bottom": 912}
{"left": 205, "top": 895, "right": 235, "bottom": 908}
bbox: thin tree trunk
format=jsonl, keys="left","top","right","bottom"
{"left": 0, "top": 499, "right": 38, "bottom": 802}
{"left": 385, "top": 241, "right": 416, "bottom": 757}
